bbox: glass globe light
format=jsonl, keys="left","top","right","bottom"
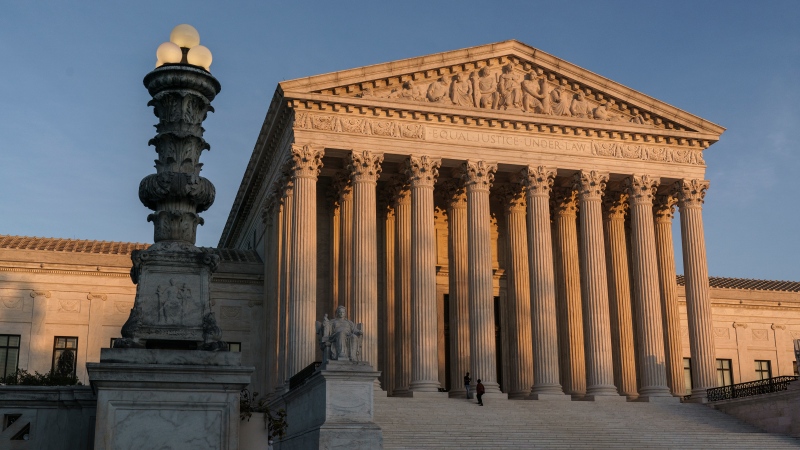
{"left": 170, "top": 24, "right": 200, "bottom": 48}
{"left": 187, "top": 45, "right": 212, "bottom": 70}
{"left": 156, "top": 42, "right": 182, "bottom": 65}
{"left": 155, "top": 59, "right": 163, "bottom": 68}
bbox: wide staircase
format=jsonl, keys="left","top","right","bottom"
{"left": 374, "top": 395, "right": 800, "bottom": 449}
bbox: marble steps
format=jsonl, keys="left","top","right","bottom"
{"left": 374, "top": 396, "right": 800, "bottom": 449}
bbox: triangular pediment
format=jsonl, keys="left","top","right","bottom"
{"left": 280, "top": 40, "right": 724, "bottom": 138}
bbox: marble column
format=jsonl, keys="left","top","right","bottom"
{"left": 276, "top": 174, "right": 293, "bottom": 392}
{"left": 573, "top": 170, "right": 619, "bottom": 398}
{"left": 393, "top": 183, "right": 412, "bottom": 395}
{"left": 406, "top": 155, "right": 442, "bottom": 392}
{"left": 328, "top": 191, "right": 341, "bottom": 312}
{"left": 462, "top": 160, "right": 501, "bottom": 394}
{"left": 654, "top": 194, "right": 685, "bottom": 396}
{"left": 673, "top": 179, "right": 716, "bottom": 400}
{"left": 262, "top": 192, "right": 280, "bottom": 394}
{"left": 335, "top": 173, "right": 354, "bottom": 313}
{"left": 602, "top": 191, "right": 638, "bottom": 398}
{"left": 520, "top": 166, "right": 566, "bottom": 398}
{"left": 552, "top": 187, "right": 586, "bottom": 397}
{"left": 348, "top": 150, "right": 383, "bottom": 382}
{"left": 380, "top": 199, "right": 397, "bottom": 394}
{"left": 497, "top": 183, "right": 534, "bottom": 399}
{"left": 626, "top": 175, "right": 671, "bottom": 398}
{"left": 287, "top": 144, "right": 324, "bottom": 378}
{"left": 441, "top": 179, "right": 471, "bottom": 397}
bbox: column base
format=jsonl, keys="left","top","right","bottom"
{"left": 409, "top": 380, "right": 441, "bottom": 393}
{"left": 528, "top": 393, "right": 571, "bottom": 401}
{"left": 632, "top": 395, "right": 680, "bottom": 403}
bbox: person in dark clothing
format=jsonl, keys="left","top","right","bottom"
{"left": 464, "top": 372, "right": 472, "bottom": 399}
{"left": 476, "top": 379, "right": 485, "bottom": 406}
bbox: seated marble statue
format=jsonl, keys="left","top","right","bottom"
{"left": 316, "top": 306, "right": 363, "bottom": 362}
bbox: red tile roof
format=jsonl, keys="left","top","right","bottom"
{"left": 0, "top": 235, "right": 149, "bottom": 255}
{"left": 677, "top": 275, "right": 800, "bottom": 293}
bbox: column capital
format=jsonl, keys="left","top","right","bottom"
{"left": 348, "top": 149, "right": 384, "bottom": 183}
{"left": 496, "top": 183, "right": 526, "bottom": 213}
{"left": 438, "top": 178, "right": 467, "bottom": 209}
{"left": 602, "top": 191, "right": 628, "bottom": 221}
{"left": 519, "top": 165, "right": 557, "bottom": 197}
{"left": 461, "top": 160, "right": 497, "bottom": 191}
{"left": 405, "top": 155, "right": 441, "bottom": 187}
{"left": 333, "top": 171, "right": 352, "bottom": 200}
{"left": 653, "top": 195, "right": 678, "bottom": 223}
{"left": 573, "top": 170, "right": 609, "bottom": 200}
{"left": 289, "top": 144, "right": 324, "bottom": 179}
{"left": 672, "top": 179, "right": 709, "bottom": 208}
{"left": 552, "top": 187, "right": 578, "bottom": 216}
{"left": 625, "top": 175, "right": 660, "bottom": 206}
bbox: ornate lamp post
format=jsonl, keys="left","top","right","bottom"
{"left": 114, "top": 24, "right": 225, "bottom": 351}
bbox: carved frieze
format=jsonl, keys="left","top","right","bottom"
{"left": 295, "top": 112, "right": 425, "bottom": 140}
{"left": 592, "top": 142, "right": 704, "bottom": 166}
{"left": 713, "top": 327, "right": 730, "bottom": 339}
{"left": 1, "top": 295, "right": 23, "bottom": 310}
{"left": 752, "top": 329, "right": 769, "bottom": 341}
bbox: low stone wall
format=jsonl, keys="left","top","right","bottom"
{"left": 0, "top": 386, "right": 96, "bottom": 449}
{"left": 712, "top": 382, "right": 800, "bottom": 438}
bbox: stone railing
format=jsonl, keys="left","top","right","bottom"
{"left": 706, "top": 376, "right": 799, "bottom": 402}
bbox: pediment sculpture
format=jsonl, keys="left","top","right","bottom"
{"left": 316, "top": 306, "right": 363, "bottom": 363}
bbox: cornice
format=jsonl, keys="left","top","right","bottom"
{"left": 0, "top": 266, "right": 131, "bottom": 278}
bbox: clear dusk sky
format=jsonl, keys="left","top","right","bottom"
{"left": 0, "top": 1, "right": 798, "bottom": 280}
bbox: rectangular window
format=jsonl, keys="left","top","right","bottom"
{"left": 793, "top": 361, "right": 798, "bottom": 376}
{"left": 755, "top": 360, "right": 772, "bottom": 380}
{"left": 683, "top": 358, "right": 693, "bottom": 395}
{"left": 52, "top": 337, "right": 78, "bottom": 377}
{"left": 0, "top": 335, "right": 21, "bottom": 380}
{"left": 716, "top": 359, "right": 733, "bottom": 387}
{"left": 228, "top": 342, "right": 241, "bottom": 352}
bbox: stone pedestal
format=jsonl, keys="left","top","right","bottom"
{"left": 87, "top": 348, "right": 252, "bottom": 450}
{"left": 276, "top": 360, "right": 383, "bottom": 449}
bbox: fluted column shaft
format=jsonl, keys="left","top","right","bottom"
{"left": 407, "top": 155, "right": 442, "bottom": 392}
{"left": 521, "top": 166, "right": 564, "bottom": 396}
{"left": 673, "top": 179, "right": 716, "bottom": 399}
{"left": 443, "top": 180, "right": 470, "bottom": 396}
{"left": 349, "top": 150, "right": 383, "bottom": 380}
{"left": 626, "top": 175, "right": 670, "bottom": 397}
{"left": 602, "top": 192, "right": 638, "bottom": 398}
{"left": 382, "top": 206, "right": 397, "bottom": 394}
{"left": 335, "top": 174, "right": 354, "bottom": 313}
{"left": 276, "top": 178, "right": 293, "bottom": 391}
{"left": 499, "top": 184, "right": 534, "bottom": 398}
{"left": 552, "top": 188, "right": 586, "bottom": 396}
{"left": 654, "top": 195, "right": 684, "bottom": 396}
{"left": 287, "top": 145, "right": 323, "bottom": 378}
{"left": 394, "top": 186, "right": 412, "bottom": 394}
{"left": 574, "top": 170, "right": 618, "bottom": 397}
{"left": 263, "top": 193, "right": 280, "bottom": 394}
{"left": 463, "top": 160, "right": 500, "bottom": 393}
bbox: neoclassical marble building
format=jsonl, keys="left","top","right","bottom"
{"left": 215, "top": 40, "right": 778, "bottom": 402}
{"left": 2, "top": 41, "right": 799, "bottom": 405}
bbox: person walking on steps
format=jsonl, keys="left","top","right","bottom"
{"left": 476, "top": 379, "right": 485, "bottom": 406}
{"left": 464, "top": 372, "right": 472, "bottom": 399}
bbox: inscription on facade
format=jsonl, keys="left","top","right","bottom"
{"left": 426, "top": 128, "right": 589, "bottom": 153}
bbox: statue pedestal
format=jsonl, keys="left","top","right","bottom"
{"left": 87, "top": 348, "right": 252, "bottom": 450}
{"left": 275, "top": 360, "right": 383, "bottom": 449}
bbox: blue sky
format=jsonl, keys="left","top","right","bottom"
{"left": 0, "top": 1, "right": 798, "bottom": 280}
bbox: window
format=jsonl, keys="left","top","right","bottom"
{"left": 52, "top": 337, "right": 78, "bottom": 377}
{"left": 0, "top": 335, "right": 21, "bottom": 380}
{"left": 229, "top": 342, "right": 241, "bottom": 352}
{"left": 716, "top": 359, "right": 733, "bottom": 387}
{"left": 683, "top": 358, "right": 692, "bottom": 395}
{"left": 793, "top": 361, "right": 798, "bottom": 376}
{"left": 755, "top": 360, "right": 772, "bottom": 380}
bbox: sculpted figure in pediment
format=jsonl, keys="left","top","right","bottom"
{"left": 570, "top": 91, "right": 593, "bottom": 118}
{"left": 550, "top": 85, "right": 571, "bottom": 116}
{"left": 390, "top": 80, "right": 425, "bottom": 102}
{"left": 521, "top": 72, "right": 548, "bottom": 114}
{"left": 593, "top": 102, "right": 625, "bottom": 122}
{"left": 496, "top": 63, "right": 522, "bottom": 110}
{"left": 473, "top": 67, "right": 498, "bottom": 109}
{"left": 450, "top": 72, "right": 474, "bottom": 107}
{"left": 427, "top": 77, "right": 452, "bottom": 104}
